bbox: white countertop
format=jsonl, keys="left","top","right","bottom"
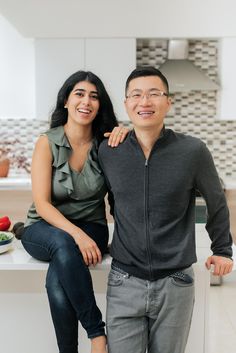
{"left": 0, "top": 239, "right": 111, "bottom": 270}
{"left": 0, "top": 176, "right": 31, "bottom": 190}
{"left": 0, "top": 224, "right": 234, "bottom": 271}
{"left": 1, "top": 177, "right": 236, "bottom": 190}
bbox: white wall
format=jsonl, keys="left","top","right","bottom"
{"left": 218, "top": 38, "right": 236, "bottom": 120}
{"left": 0, "top": 14, "right": 35, "bottom": 119}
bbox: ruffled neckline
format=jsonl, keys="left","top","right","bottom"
{"left": 46, "top": 126, "right": 101, "bottom": 197}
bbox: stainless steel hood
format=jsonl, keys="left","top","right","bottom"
{"left": 159, "top": 40, "right": 219, "bottom": 93}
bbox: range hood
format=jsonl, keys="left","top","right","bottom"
{"left": 159, "top": 40, "right": 219, "bottom": 93}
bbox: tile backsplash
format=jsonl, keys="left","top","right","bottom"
{"left": 135, "top": 39, "right": 236, "bottom": 181}
{"left": 0, "top": 118, "right": 49, "bottom": 176}
{"left": 0, "top": 39, "right": 236, "bottom": 181}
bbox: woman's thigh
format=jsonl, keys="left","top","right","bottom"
{"left": 22, "top": 220, "right": 109, "bottom": 260}
{"left": 21, "top": 220, "right": 76, "bottom": 262}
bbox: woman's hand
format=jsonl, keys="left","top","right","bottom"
{"left": 104, "top": 126, "right": 129, "bottom": 147}
{"left": 73, "top": 230, "right": 102, "bottom": 266}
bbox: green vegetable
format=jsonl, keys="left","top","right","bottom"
{"left": 0, "top": 233, "right": 10, "bottom": 241}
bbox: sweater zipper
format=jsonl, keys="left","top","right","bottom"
{"left": 144, "top": 158, "right": 153, "bottom": 280}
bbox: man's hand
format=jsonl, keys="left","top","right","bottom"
{"left": 205, "top": 255, "right": 233, "bottom": 276}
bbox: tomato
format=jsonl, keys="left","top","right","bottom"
{"left": 0, "top": 216, "right": 11, "bottom": 231}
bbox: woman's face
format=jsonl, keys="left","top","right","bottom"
{"left": 64, "top": 81, "right": 100, "bottom": 126}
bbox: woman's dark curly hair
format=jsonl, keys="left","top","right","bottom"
{"left": 50, "top": 71, "right": 118, "bottom": 144}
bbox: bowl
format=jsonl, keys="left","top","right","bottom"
{"left": 0, "top": 231, "right": 14, "bottom": 254}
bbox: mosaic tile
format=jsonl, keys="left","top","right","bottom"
{"left": 136, "top": 39, "right": 236, "bottom": 180}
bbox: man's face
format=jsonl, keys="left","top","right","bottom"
{"left": 124, "top": 76, "right": 171, "bottom": 130}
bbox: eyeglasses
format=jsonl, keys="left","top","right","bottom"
{"left": 126, "top": 89, "right": 168, "bottom": 102}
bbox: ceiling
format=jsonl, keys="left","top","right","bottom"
{"left": 0, "top": 0, "right": 149, "bottom": 38}
{"left": 1, "top": 1, "right": 235, "bottom": 39}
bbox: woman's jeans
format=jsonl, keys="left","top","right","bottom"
{"left": 21, "top": 220, "right": 109, "bottom": 353}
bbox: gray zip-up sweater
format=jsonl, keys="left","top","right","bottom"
{"left": 98, "top": 128, "right": 232, "bottom": 281}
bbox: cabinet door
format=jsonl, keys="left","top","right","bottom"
{"left": 85, "top": 38, "right": 136, "bottom": 122}
{"left": 35, "top": 39, "right": 85, "bottom": 120}
{"left": 218, "top": 38, "right": 236, "bottom": 120}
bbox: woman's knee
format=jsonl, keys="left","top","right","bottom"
{"left": 50, "top": 232, "right": 83, "bottom": 268}
{"left": 23, "top": 221, "right": 83, "bottom": 265}
{"left": 51, "top": 229, "right": 75, "bottom": 249}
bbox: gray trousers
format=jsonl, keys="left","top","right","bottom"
{"left": 106, "top": 265, "right": 195, "bottom": 353}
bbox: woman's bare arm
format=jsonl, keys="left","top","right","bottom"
{"left": 31, "top": 135, "right": 102, "bottom": 266}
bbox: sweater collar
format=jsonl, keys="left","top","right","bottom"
{"left": 130, "top": 125, "right": 168, "bottom": 144}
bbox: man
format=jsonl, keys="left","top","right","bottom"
{"left": 98, "top": 67, "right": 233, "bottom": 353}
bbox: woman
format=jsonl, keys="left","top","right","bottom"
{"left": 18, "top": 71, "right": 127, "bottom": 353}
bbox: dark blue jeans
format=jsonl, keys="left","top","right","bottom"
{"left": 21, "top": 220, "right": 109, "bottom": 353}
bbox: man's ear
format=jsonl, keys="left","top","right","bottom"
{"left": 166, "top": 96, "right": 172, "bottom": 113}
{"left": 124, "top": 98, "right": 128, "bottom": 113}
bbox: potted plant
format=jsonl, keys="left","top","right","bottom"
{"left": 0, "top": 138, "right": 31, "bottom": 177}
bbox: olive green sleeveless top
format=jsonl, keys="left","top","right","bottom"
{"left": 25, "top": 126, "right": 107, "bottom": 227}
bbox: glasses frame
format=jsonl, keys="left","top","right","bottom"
{"left": 126, "top": 89, "right": 169, "bottom": 102}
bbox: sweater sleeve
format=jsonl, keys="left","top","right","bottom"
{"left": 194, "top": 142, "right": 233, "bottom": 258}
{"left": 98, "top": 144, "right": 114, "bottom": 217}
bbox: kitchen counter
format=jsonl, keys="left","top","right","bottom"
{"left": 0, "top": 176, "right": 31, "bottom": 190}
{"left": 0, "top": 176, "right": 236, "bottom": 190}
{"left": 1, "top": 223, "right": 234, "bottom": 353}
{"left": 0, "top": 239, "right": 111, "bottom": 271}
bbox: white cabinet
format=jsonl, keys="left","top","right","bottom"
{"left": 218, "top": 38, "right": 236, "bottom": 120}
{"left": 85, "top": 38, "right": 136, "bottom": 121}
{"left": 35, "top": 38, "right": 136, "bottom": 122}
{"left": 35, "top": 39, "right": 85, "bottom": 120}
{"left": 0, "top": 261, "right": 209, "bottom": 353}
